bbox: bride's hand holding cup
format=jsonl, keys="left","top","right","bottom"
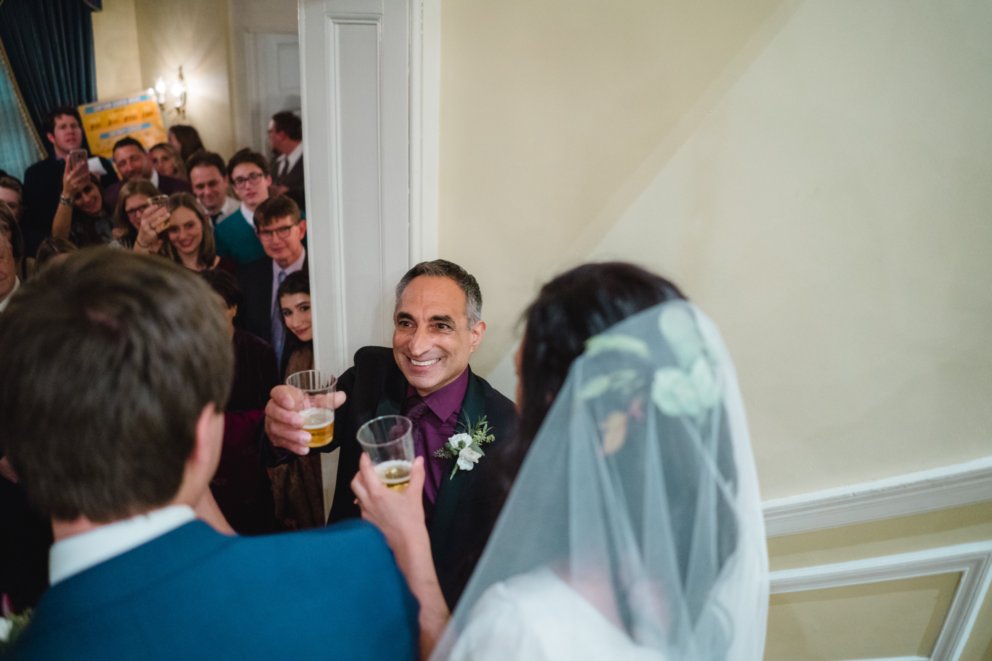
{"left": 351, "top": 453, "right": 427, "bottom": 548}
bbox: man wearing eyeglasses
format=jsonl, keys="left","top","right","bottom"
{"left": 236, "top": 195, "right": 307, "bottom": 363}
{"left": 214, "top": 149, "right": 272, "bottom": 265}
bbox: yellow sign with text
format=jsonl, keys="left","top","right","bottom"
{"left": 79, "top": 92, "right": 167, "bottom": 159}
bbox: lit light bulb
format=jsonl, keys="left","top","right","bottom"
{"left": 154, "top": 77, "right": 167, "bottom": 105}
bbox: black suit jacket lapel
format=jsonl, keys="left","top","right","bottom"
{"left": 429, "top": 370, "right": 486, "bottom": 540}
{"left": 375, "top": 359, "right": 406, "bottom": 417}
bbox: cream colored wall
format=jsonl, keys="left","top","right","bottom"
{"left": 95, "top": 0, "right": 295, "bottom": 158}
{"left": 440, "top": 0, "right": 786, "bottom": 375}
{"left": 92, "top": 0, "right": 143, "bottom": 100}
{"left": 440, "top": 0, "right": 992, "bottom": 494}
{"left": 92, "top": 1, "right": 235, "bottom": 156}
{"left": 440, "top": 2, "right": 992, "bottom": 655}
{"left": 228, "top": 0, "right": 298, "bottom": 151}
{"left": 131, "top": 1, "right": 236, "bottom": 157}
{"left": 767, "top": 503, "right": 992, "bottom": 659}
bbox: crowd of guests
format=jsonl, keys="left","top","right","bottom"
{"left": 0, "top": 104, "right": 769, "bottom": 659}
{"left": 0, "top": 106, "right": 314, "bottom": 608}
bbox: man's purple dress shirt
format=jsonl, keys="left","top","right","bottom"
{"left": 403, "top": 368, "right": 470, "bottom": 507}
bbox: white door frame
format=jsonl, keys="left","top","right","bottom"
{"left": 297, "top": 0, "right": 439, "bottom": 374}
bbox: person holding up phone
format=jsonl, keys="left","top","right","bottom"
{"left": 22, "top": 106, "right": 118, "bottom": 256}
{"left": 50, "top": 159, "right": 114, "bottom": 248}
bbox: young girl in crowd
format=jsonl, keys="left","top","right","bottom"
{"left": 268, "top": 271, "right": 326, "bottom": 531}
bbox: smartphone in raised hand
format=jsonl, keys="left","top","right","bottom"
{"left": 69, "top": 149, "right": 88, "bottom": 171}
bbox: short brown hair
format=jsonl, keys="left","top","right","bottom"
{"left": 226, "top": 148, "right": 269, "bottom": 177}
{"left": 0, "top": 249, "right": 233, "bottom": 521}
{"left": 254, "top": 195, "right": 300, "bottom": 228}
{"left": 271, "top": 111, "right": 302, "bottom": 141}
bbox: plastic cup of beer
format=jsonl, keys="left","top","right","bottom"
{"left": 356, "top": 415, "right": 414, "bottom": 491}
{"left": 285, "top": 369, "right": 337, "bottom": 448}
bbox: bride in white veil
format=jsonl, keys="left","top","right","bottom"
{"left": 352, "top": 263, "right": 768, "bottom": 659}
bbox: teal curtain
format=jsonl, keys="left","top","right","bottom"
{"left": 0, "top": 0, "right": 98, "bottom": 161}
{"left": 0, "top": 38, "right": 43, "bottom": 179}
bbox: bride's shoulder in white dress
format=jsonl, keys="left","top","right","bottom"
{"left": 449, "top": 567, "right": 666, "bottom": 661}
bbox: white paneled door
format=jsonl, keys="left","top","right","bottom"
{"left": 247, "top": 31, "right": 301, "bottom": 154}
{"left": 298, "top": 0, "right": 436, "bottom": 375}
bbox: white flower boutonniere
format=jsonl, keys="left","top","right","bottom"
{"left": 0, "top": 595, "right": 31, "bottom": 652}
{"left": 434, "top": 416, "right": 495, "bottom": 479}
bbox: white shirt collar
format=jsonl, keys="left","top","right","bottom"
{"left": 150, "top": 169, "right": 160, "bottom": 188}
{"left": 272, "top": 248, "right": 306, "bottom": 279}
{"left": 285, "top": 142, "right": 304, "bottom": 171}
{"left": 49, "top": 505, "right": 195, "bottom": 585}
{"left": 271, "top": 249, "right": 306, "bottom": 309}
{"left": 240, "top": 202, "right": 256, "bottom": 228}
{"left": 0, "top": 277, "right": 20, "bottom": 313}
{"left": 220, "top": 196, "right": 240, "bottom": 219}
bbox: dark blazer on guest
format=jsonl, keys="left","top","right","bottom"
{"left": 320, "top": 346, "right": 518, "bottom": 608}
{"left": 101, "top": 173, "right": 191, "bottom": 214}
{"left": 235, "top": 254, "right": 308, "bottom": 345}
{"left": 9, "top": 519, "right": 419, "bottom": 660}
{"left": 272, "top": 153, "right": 306, "bottom": 211}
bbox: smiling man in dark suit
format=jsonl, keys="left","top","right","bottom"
{"left": 268, "top": 110, "right": 305, "bottom": 212}
{"left": 0, "top": 249, "right": 417, "bottom": 660}
{"left": 266, "top": 259, "right": 517, "bottom": 608}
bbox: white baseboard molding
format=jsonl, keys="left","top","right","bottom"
{"left": 770, "top": 541, "right": 992, "bottom": 661}
{"left": 762, "top": 457, "right": 992, "bottom": 538}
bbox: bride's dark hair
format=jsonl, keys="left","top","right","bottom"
{"left": 490, "top": 262, "right": 685, "bottom": 498}
{"left": 518, "top": 262, "right": 685, "bottom": 444}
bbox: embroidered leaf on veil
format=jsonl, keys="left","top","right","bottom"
{"left": 585, "top": 333, "right": 651, "bottom": 359}
{"left": 651, "top": 308, "right": 722, "bottom": 418}
{"left": 578, "top": 368, "right": 640, "bottom": 400}
{"left": 658, "top": 305, "right": 705, "bottom": 370}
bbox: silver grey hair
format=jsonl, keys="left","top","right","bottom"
{"left": 394, "top": 259, "right": 483, "bottom": 326}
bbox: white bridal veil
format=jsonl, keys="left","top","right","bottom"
{"left": 436, "top": 301, "right": 769, "bottom": 660}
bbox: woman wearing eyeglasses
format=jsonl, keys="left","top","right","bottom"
{"left": 111, "top": 180, "right": 168, "bottom": 252}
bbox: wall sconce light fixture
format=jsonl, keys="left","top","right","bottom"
{"left": 153, "top": 66, "right": 188, "bottom": 118}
